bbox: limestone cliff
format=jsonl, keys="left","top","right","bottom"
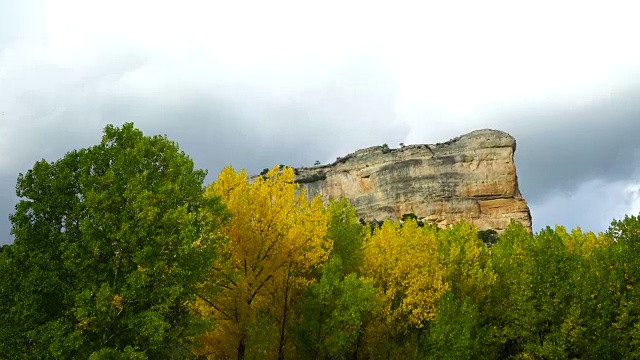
{"left": 294, "top": 129, "right": 531, "bottom": 232}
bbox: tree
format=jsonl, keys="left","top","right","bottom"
{"left": 295, "top": 258, "right": 377, "bottom": 360}
{"left": 567, "top": 215, "right": 640, "bottom": 358}
{"left": 294, "top": 199, "right": 374, "bottom": 359}
{"left": 485, "top": 223, "right": 579, "bottom": 359}
{"left": 361, "top": 220, "right": 447, "bottom": 358}
{"left": 364, "top": 220, "right": 447, "bottom": 328}
{"left": 196, "top": 165, "right": 330, "bottom": 359}
{"left": 417, "top": 222, "right": 495, "bottom": 359}
{"left": 436, "top": 222, "right": 495, "bottom": 303}
{"left": 0, "top": 123, "right": 226, "bottom": 358}
{"left": 325, "top": 198, "right": 366, "bottom": 275}
{"left": 425, "top": 293, "right": 479, "bottom": 360}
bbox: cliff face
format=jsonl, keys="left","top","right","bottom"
{"left": 295, "top": 129, "right": 531, "bottom": 232}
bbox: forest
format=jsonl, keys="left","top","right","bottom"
{"left": 0, "top": 123, "right": 638, "bottom": 359}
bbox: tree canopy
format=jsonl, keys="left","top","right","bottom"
{"left": 195, "top": 165, "right": 330, "bottom": 360}
{"left": 0, "top": 123, "right": 226, "bottom": 358}
{"left": 1, "top": 123, "right": 639, "bottom": 359}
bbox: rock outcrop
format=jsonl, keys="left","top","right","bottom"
{"left": 294, "top": 129, "right": 531, "bottom": 232}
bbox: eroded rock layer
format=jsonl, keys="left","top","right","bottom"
{"left": 294, "top": 129, "right": 531, "bottom": 232}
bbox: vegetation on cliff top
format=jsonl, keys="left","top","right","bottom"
{"left": 0, "top": 124, "right": 638, "bottom": 359}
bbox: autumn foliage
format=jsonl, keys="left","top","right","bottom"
{"left": 195, "top": 166, "right": 330, "bottom": 359}
{"left": 0, "top": 124, "right": 639, "bottom": 359}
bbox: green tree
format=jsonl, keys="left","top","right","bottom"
{"left": 436, "top": 222, "right": 495, "bottom": 303}
{"left": 0, "top": 123, "right": 225, "bottom": 359}
{"left": 485, "top": 223, "right": 579, "bottom": 359}
{"left": 326, "top": 198, "right": 366, "bottom": 275}
{"left": 568, "top": 215, "right": 640, "bottom": 358}
{"left": 422, "top": 222, "right": 494, "bottom": 359}
{"left": 425, "top": 293, "right": 479, "bottom": 360}
{"left": 295, "top": 258, "right": 377, "bottom": 360}
{"left": 294, "top": 199, "right": 375, "bottom": 359}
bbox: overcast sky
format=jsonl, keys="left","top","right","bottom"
{"left": 1, "top": 0, "right": 639, "bottom": 243}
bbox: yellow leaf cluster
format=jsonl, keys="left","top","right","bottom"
{"left": 554, "top": 226, "right": 610, "bottom": 257}
{"left": 210, "top": 165, "right": 330, "bottom": 279}
{"left": 110, "top": 294, "right": 124, "bottom": 311}
{"left": 196, "top": 165, "right": 331, "bottom": 359}
{"left": 363, "top": 220, "right": 448, "bottom": 329}
{"left": 437, "top": 223, "right": 496, "bottom": 302}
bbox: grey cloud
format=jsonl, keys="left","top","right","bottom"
{"left": 483, "top": 86, "right": 640, "bottom": 231}
{"left": 503, "top": 86, "right": 640, "bottom": 204}
{"left": 3, "top": 0, "right": 639, "bottom": 241}
{"left": 0, "top": 52, "right": 403, "bottom": 242}
{"left": 149, "top": 53, "right": 403, "bottom": 174}
{"left": 0, "top": 174, "right": 18, "bottom": 243}
{"left": 529, "top": 180, "right": 636, "bottom": 232}
{"left": 0, "top": 54, "right": 147, "bottom": 169}
{"left": 394, "top": 84, "right": 640, "bottom": 232}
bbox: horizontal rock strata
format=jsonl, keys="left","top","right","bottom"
{"left": 294, "top": 129, "right": 531, "bottom": 232}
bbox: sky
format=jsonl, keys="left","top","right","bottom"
{"left": 1, "top": 0, "right": 639, "bottom": 242}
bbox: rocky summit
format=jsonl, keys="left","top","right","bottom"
{"left": 294, "top": 129, "right": 531, "bottom": 232}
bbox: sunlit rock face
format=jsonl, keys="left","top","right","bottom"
{"left": 294, "top": 129, "right": 532, "bottom": 232}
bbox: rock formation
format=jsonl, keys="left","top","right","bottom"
{"left": 294, "top": 129, "right": 531, "bottom": 232}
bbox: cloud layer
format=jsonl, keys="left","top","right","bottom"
{"left": 1, "top": 0, "right": 639, "bottom": 241}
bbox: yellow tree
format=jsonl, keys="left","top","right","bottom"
{"left": 436, "top": 222, "right": 496, "bottom": 303}
{"left": 196, "top": 165, "right": 330, "bottom": 359}
{"left": 362, "top": 220, "right": 448, "bottom": 358}
{"left": 553, "top": 225, "right": 610, "bottom": 258}
{"left": 425, "top": 222, "right": 496, "bottom": 358}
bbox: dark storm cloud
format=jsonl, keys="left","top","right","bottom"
{"left": 1, "top": 55, "right": 147, "bottom": 167}
{"left": 396, "top": 82, "right": 640, "bottom": 232}
{"left": 506, "top": 85, "right": 640, "bottom": 204}
{"left": 100, "top": 52, "right": 405, "bottom": 179}
{"left": 480, "top": 84, "right": 640, "bottom": 231}
{"left": 0, "top": 53, "right": 404, "bottom": 242}
{"left": 2, "top": 0, "right": 639, "bottom": 241}
{"left": 531, "top": 179, "right": 636, "bottom": 232}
